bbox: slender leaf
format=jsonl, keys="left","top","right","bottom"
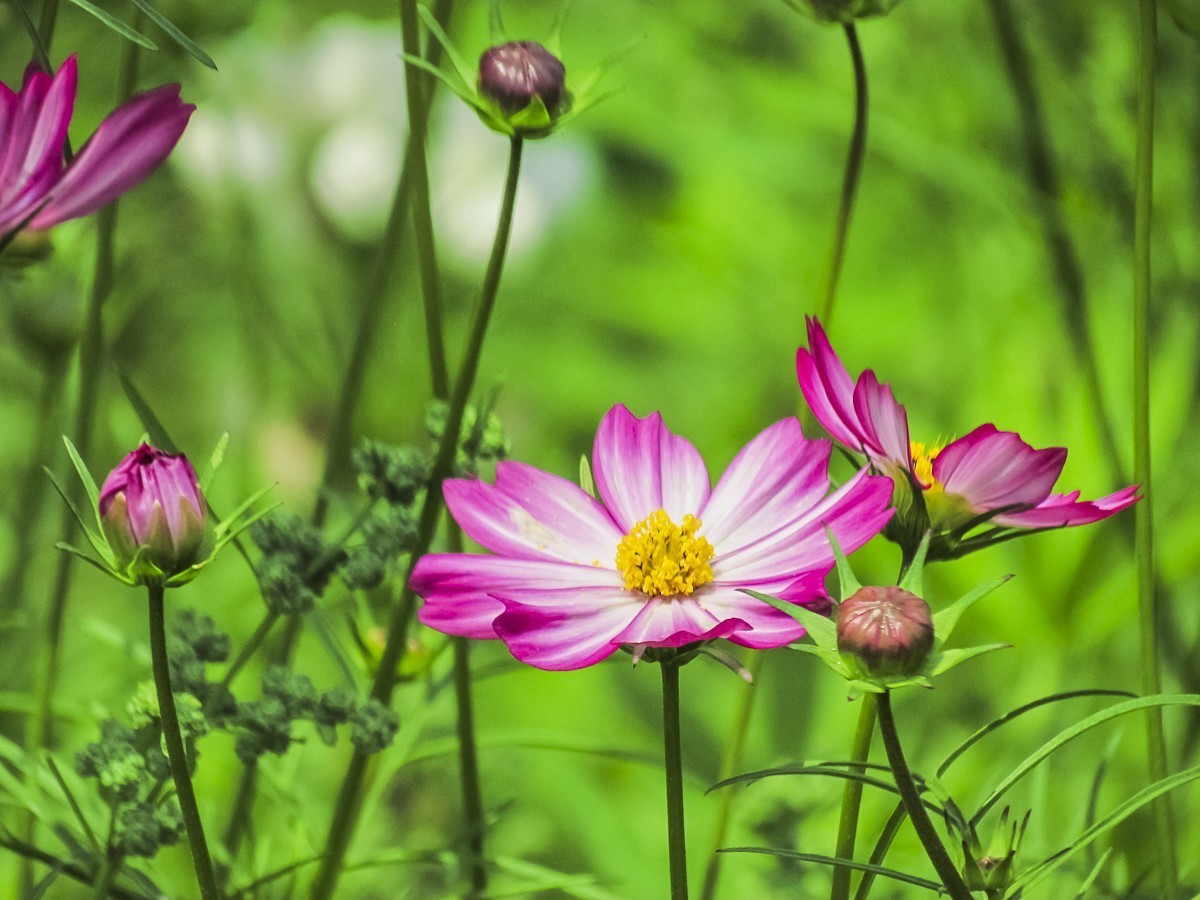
{"left": 60, "top": 437, "right": 101, "bottom": 526}
{"left": 1072, "top": 847, "right": 1113, "bottom": 899}
{"left": 930, "top": 574, "right": 1011, "bottom": 647}
{"left": 719, "top": 847, "right": 945, "bottom": 893}
{"left": 416, "top": 4, "right": 476, "bottom": 89}
{"left": 64, "top": 0, "right": 157, "bottom": 49}
{"left": 126, "top": 0, "right": 216, "bottom": 68}
{"left": 897, "top": 530, "right": 931, "bottom": 596}
{"left": 972, "top": 694, "right": 1200, "bottom": 825}
{"left": 44, "top": 757, "right": 99, "bottom": 854}
{"left": 928, "top": 643, "right": 1010, "bottom": 677}
{"left": 742, "top": 589, "right": 837, "bottom": 647}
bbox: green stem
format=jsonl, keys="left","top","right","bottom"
{"left": 38, "top": 0, "right": 61, "bottom": 55}
{"left": 0, "top": 834, "right": 143, "bottom": 900}
{"left": 308, "top": 134, "right": 525, "bottom": 900}
{"left": 875, "top": 692, "right": 969, "bottom": 899}
{"left": 698, "top": 653, "right": 763, "bottom": 900}
{"left": 1133, "top": 0, "right": 1177, "bottom": 896}
{"left": 87, "top": 851, "right": 119, "bottom": 900}
{"left": 830, "top": 693, "right": 877, "bottom": 900}
{"left": 985, "top": 0, "right": 1125, "bottom": 486}
{"left": 662, "top": 659, "right": 688, "bottom": 900}
{"left": 147, "top": 584, "right": 219, "bottom": 900}
{"left": 452, "top": 635, "right": 487, "bottom": 893}
{"left": 818, "top": 23, "right": 868, "bottom": 326}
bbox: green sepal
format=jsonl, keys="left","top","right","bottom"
{"left": 61, "top": 436, "right": 102, "bottom": 529}
{"left": 824, "top": 527, "right": 861, "bottom": 598}
{"left": 56, "top": 542, "right": 131, "bottom": 584}
{"left": 932, "top": 574, "right": 1012, "bottom": 648}
{"left": 44, "top": 465, "right": 114, "bottom": 567}
{"left": 897, "top": 530, "right": 930, "bottom": 596}
{"left": 200, "top": 432, "right": 228, "bottom": 494}
{"left": 928, "top": 644, "right": 1011, "bottom": 677}
{"left": 742, "top": 589, "right": 837, "bottom": 649}
{"left": 416, "top": 3, "right": 476, "bottom": 91}
{"left": 578, "top": 455, "right": 596, "bottom": 498}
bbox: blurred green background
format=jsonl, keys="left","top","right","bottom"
{"left": 1, "top": 0, "right": 1198, "bottom": 896}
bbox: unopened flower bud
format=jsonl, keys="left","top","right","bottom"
{"left": 99, "top": 443, "right": 207, "bottom": 583}
{"left": 837, "top": 585, "right": 933, "bottom": 677}
{"left": 478, "top": 41, "right": 568, "bottom": 118}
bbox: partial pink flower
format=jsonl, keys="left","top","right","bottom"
{"left": 412, "top": 404, "right": 894, "bottom": 671}
{"left": 0, "top": 56, "right": 194, "bottom": 239}
{"left": 796, "top": 317, "right": 1138, "bottom": 554}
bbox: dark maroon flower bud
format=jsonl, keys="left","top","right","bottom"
{"left": 478, "top": 41, "right": 568, "bottom": 117}
{"left": 836, "top": 585, "right": 933, "bottom": 677}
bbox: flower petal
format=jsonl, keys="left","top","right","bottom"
{"left": 492, "top": 585, "right": 643, "bottom": 670}
{"left": 992, "top": 486, "right": 1139, "bottom": 529}
{"left": 443, "top": 461, "right": 622, "bottom": 564}
{"left": 713, "top": 468, "right": 893, "bottom": 584}
{"left": 699, "top": 418, "right": 831, "bottom": 553}
{"left": 592, "top": 404, "right": 710, "bottom": 531}
{"left": 412, "top": 553, "right": 621, "bottom": 639}
{"left": 698, "top": 577, "right": 829, "bottom": 649}
{"left": 796, "top": 317, "right": 865, "bottom": 452}
{"left": 934, "top": 425, "right": 1065, "bottom": 512}
{"left": 31, "top": 83, "right": 194, "bottom": 229}
{"left": 852, "top": 370, "right": 911, "bottom": 469}
{"left": 613, "top": 597, "right": 748, "bottom": 647}
{"left": 0, "top": 58, "right": 74, "bottom": 231}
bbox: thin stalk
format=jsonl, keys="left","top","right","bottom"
{"left": 0, "top": 834, "right": 143, "bottom": 900}
{"left": 21, "top": 33, "right": 142, "bottom": 891}
{"left": 818, "top": 23, "right": 868, "bottom": 326}
{"left": 875, "top": 692, "right": 969, "bottom": 899}
{"left": 87, "top": 851, "right": 118, "bottom": 900}
{"left": 699, "top": 653, "right": 763, "bottom": 900}
{"left": 400, "top": 0, "right": 486, "bottom": 887}
{"left": 1132, "top": 0, "right": 1177, "bottom": 896}
{"left": 38, "top": 0, "right": 60, "bottom": 53}
{"left": 830, "top": 693, "right": 877, "bottom": 900}
{"left": 985, "top": 0, "right": 1124, "bottom": 486}
{"left": 308, "top": 135, "right": 525, "bottom": 900}
{"left": 148, "top": 584, "right": 219, "bottom": 899}
{"left": 662, "top": 659, "right": 688, "bottom": 900}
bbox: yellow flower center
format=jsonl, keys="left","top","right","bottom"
{"left": 615, "top": 510, "right": 715, "bottom": 597}
{"left": 909, "top": 441, "right": 944, "bottom": 492}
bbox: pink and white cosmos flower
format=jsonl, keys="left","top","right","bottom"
{"left": 0, "top": 55, "right": 194, "bottom": 240}
{"left": 796, "top": 317, "right": 1138, "bottom": 555}
{"left": 412, "top": 404, "right": 894, "bottom": 670}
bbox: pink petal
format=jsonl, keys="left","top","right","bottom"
{"left": 591, "top": 404, "right": 710, "bottom": 531}
{"left": 443, "top": 461, "right": 622, "bottom": 564}
{"left": 0, "top": 58, "right": 74, "bottom": 231}
{"left": 992, "top": 486, "right": 1140, "bottom": 529}
{"left": 30, "top": 83, "right": 194, "bottom": 229}
{"left": 852, "top": 370, "right": 911, "bottom": 470}
{"left": 492, "top": 586, "right": 643, "bottom": 670}
{"left": 699, "top": 418, "right": 832, "bottom": 554}
{"left": 796, "top": 317, "right": 865, "bottom": 452}
{"left": 713, "top": 468, "right": 893, "bottom": 584}
{"left": 613, "top": 596, "right": 748, "bottom": 647}
{"left": 934, "top": 425, "right": 1065, "bottom": 512}
{"left": 412, "top": 553, "right": 620, "bottom": 639}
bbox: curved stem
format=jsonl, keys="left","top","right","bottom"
{"left": 38, "top": 0, "right": 61, "bottom": 55}
{"left": 830, "top": 693, "right": 877, "bottom": 900}
{"left": 875, "top": 692, "right": 969, "bottom": 899}
{"left": 148, "top": 584, "right": 219, "bottom": 900}
{"left": 698, "top": 654, "right": 763, "bottom": 900}
{"left": 87, "top": 851, "right": 118, "bottom": 900}
{"left": 308, "top": 134, "right": 524, "bottom": 900}
{"left": 662, "top": 659, "right": 688, "bottom": 900}
{"left": 1132, "top": 1, "right": 1177, "bottom": 896}
{"left": 818, "top": 23, "right": 868, "bottom": 326}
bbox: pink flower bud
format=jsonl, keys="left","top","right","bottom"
{"left": 836, "top": 586, "right": 933, "bottom": 677}
{"left": 99, "top": 443, "right": 206, "bottom": 580}
{"left": 478, "top": 41, "right": 568, "bottom": 117}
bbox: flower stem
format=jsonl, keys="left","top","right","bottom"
{"left": 38, "top": 0, "right": 60, "bottom": 54}
{"left": 400, "top": 0, "right": 488, "bottom": 887}
{"left": 875, "top": 692, "right": 969, "bottom": 899}
{"left": 1132, "top": 0, "right": 1177, "bottom": 896}
{"left": 147, "top": 584, "right": 219, "bottom": 900}
{"left": 698, "top": 653, "right": 762, "bottom": 900}
{"left": 87, "top": 851, "right": 118, "bottom": 900}
{"left": 308, "top": 134, "right": 525, "bottom": 900}
{"left": 661, "top": 658, "right": 688, "bottom": 900}
{"left": 818, "top": 23, "right": 868, "bottom": 326}
{"left": 829, "top": 693, "right": 876, "bottom": 900}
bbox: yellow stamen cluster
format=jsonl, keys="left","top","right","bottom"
{"left": 909, "top": 441, "right": 944, "bottom": 491}
{"left": 615, "top": 510, "right": 715, "bottom": 597}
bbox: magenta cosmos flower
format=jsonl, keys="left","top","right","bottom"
{"left": 411, "top": 404, "right": 894, "bottom": 670}
{"left": 796, "top": 317, "right": 1138, "bottom": 558}
{"left": 0, "top": 55, "right": 193, "bottom": 241}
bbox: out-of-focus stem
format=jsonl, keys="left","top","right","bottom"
{"left": 38, "top": 0, "right": 60, "bottom": 53}
{"left": 985, "top": 0, "right": 1124, "bottom": 486}
{"left": 876, "top": 692, "right": 969, "bottom": 899}
{"left": 1132, "top": 0, "right": 1177, "bottom": 896}
{"left": 818, "top": 23, "right": 868, "bottom": 327}
{"left": 148, "top": 585, "right": 219, "bottom": 899}
{"left": 308, "top": 135, "right": 524, "bottom": 900}
{"left": 830, "top": 693, "right": 876, "bottom": 900}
